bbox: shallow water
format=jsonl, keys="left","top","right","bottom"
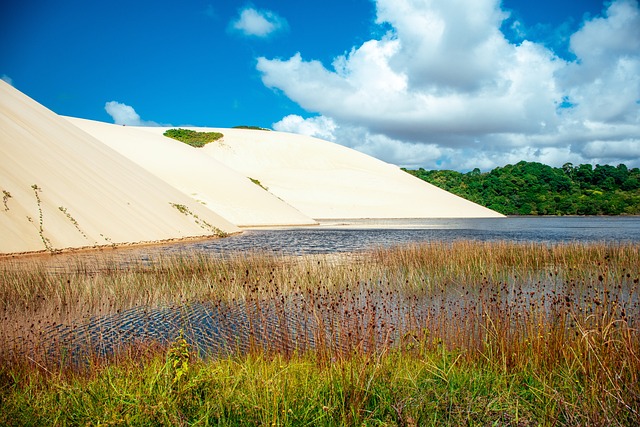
{"left": 12, "top": 217, "right": 637, "bottom": 268}
{"left": 35, "top": 268, "right": 639, "bottom": 366}
{"left": 173, "top": 216, "right": 640, "bottom": 256}
{"left": 40, "top": 292, "right": 419, "bottom": 362}
{"left": 12, "top": 216, "right": 640, "bottom": 364}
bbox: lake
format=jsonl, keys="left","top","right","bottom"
{"left": 164, "top": 216, "right": 640, "bottom": 256}
{"left": 11, "top": 216, "right": 638, "bottom": 277}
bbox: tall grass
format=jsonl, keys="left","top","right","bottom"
{"left": 1, "top": 241, "right": 639, "bottom": 425}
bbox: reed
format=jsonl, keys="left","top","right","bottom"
{"left": 1, "top": 241, "right": 639, "bottom": 425}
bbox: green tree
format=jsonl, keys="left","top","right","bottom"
{"left": 404, "top": 161, "right": 640, "bottom": 216}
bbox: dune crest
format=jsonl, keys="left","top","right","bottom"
{"left": 65, "top": 117, "right": 317, "bottom": 227}
{"left": 138, "top": 127, "right": 504, "bottom": 219}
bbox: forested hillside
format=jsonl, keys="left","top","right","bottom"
{"left": 404, "top": 161, "right": 640, "bottom": 215}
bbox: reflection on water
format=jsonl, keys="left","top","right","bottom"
{"left": 10, "top": 216, "right": 640, "bottom": 365}
{"left": 41, "top": 291, "right": 418, "bottom": 362}
{"left": 35, "top": 268, "right": 640, "bottom": 366}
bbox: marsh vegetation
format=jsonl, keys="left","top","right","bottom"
{"left": 1, "top": 241, "right": 638, "bottom": 425}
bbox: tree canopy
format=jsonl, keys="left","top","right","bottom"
{"left": 404, "top": 161, "right": 640, "bottom": 215}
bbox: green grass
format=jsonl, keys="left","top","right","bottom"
{"left": 249, "top": 177, "right": 268, "bottom": 191}
{"left": 163, "top": 128, "right": 223, "bottom": 148}
{"left": 1, "top": 241, "right": 639, "bottom": 425}
{"left": 1, "top": 342, "right": 635, "bottom": 426}
{"left": 0, "top": 348, "right": 548, "bottom": 426}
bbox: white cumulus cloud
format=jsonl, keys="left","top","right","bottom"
{"left": 1, "top": 75, "right": 13, "bottom": 86}
{"left": 258, "top": 0, "right": 640, "bottom": 171}
{"left": 104, "top": 101, "right": 163, "bottom": 126}
{"left": 273, "top": 114, "right": 337, "bottom": 141}
{"left": 230, "top": 6, "right": 288, "bottom": 38}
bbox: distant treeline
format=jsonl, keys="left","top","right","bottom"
{"left": 404, "top": 161, "right": 640, "bottom": 215}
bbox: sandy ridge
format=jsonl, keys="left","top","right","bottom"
{"left": 2, "top": 81, "right": 502, "bottom": 255}
{"left": 138, "top": 126, "right": 504, "bottom": 219}
{"left": 65, "top": 117, "right": 317, "bottom": 227}
{"left": 0, "top": 81, "right": 239, "bottom": 254}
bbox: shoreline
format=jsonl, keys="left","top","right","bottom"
{"left": 3, "top": 215, "right": 639, "bottom": 261}
{"left": 0, "top": 232, "right": 242, "bottom": 261}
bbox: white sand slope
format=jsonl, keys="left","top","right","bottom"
{"left": 139, "top": 127, "right": 504, "bottom": 219}
{"left": 65, "top": 117, "right": 317, "bottom": 227}
{"left": 1, "top": 81, "right": 502, "bottom": 254}
{"left": 0, "top": 81, "right": 239, "bottom": 255}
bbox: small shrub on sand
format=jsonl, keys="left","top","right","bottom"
{"left": 2, "top": 190, "right": 11, "bottom": 211}
{"left": 232, "top": 125, "right": 270, "bottom": 131}
{"left": 249, "top": 177, "right": 268, "bottom": 191}
{"left": 163, "top": 128, "right": 223, "bottom": 148}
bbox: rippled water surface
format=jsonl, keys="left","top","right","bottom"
{"left": 168, "top": 217, "right": 640, "bottom": 256}
{"left": 13, "top": 216, "right": 639, "bottom": 364}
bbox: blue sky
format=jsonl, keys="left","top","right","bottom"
{"left": 2, "top": 0, "right": 639, "bottom": 171}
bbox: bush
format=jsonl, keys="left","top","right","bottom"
{"left": 163, "top": 128, "right": 223, "bottom": 148}
{"left": 232, "top": 125, "right": 270, "bottom": 131}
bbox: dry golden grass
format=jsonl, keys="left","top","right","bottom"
{"left": 1, "top": 241, "right": 639, "bottom": 424}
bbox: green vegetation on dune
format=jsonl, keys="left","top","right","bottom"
{"left": 248, "top": 177, "right": 268, "bottom": 191}
{"left": 163, "top": 128, "right": 223, "bottom": 148}
{"left": 405, "top": 161, "right": 640, "bottom": 215}
{"left": 1, "top": 242, "right": 639, "bottom": 425}
{"left": 232, "top": 125, "right": 270, "bottom": 131}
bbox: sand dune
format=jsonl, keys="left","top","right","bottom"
{"left": 139, "top": 127, "right": 504, "bottom": 219}
{"left": 2, "top": 81, "right": 502, "bottom": 255}
{"left": 66, "top": 117, "right": 317, "bottom": 227}
{"left": 0, "top": 81, "right": 239, "bottom": 255}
